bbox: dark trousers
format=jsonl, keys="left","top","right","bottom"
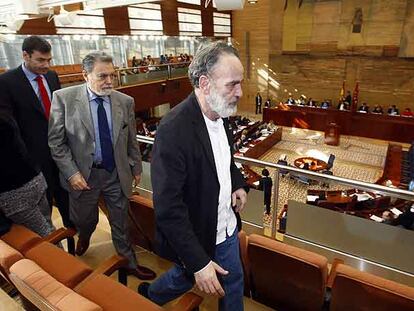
{"left": 255, "top": 104, "right": 262, "bottom": 114}
{"left": 69, "top": 168, "right": 137, "bottom": 269}
{"left": 46, "top": 183, "right": 73, "bottom": 228}
{"left": 148, "top": 229, "right": 244, "bottom": 310}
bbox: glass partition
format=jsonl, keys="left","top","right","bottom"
{"left": 135, "top": 132, "right": 414, "bottom": 285}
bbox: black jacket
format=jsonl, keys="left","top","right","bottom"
{"left": 0, "top": 113, "right": 38, "bottom": 192}
{"left": 0, "top": 66, "right": 61, "bottom": 190}
{"left": 151, "top": 92, "right": 246, "bottom": 273}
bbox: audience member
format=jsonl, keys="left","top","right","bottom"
{"left": 140, "top": 41, "right": 247, "bottom": 311}
{"left": 48, "top": 51, "right": 155, "bottom": 280}
{"left": 131, "top": 56, "right": 139, "bottom": 67}
{"left": 0, "top": 35, "right": 73, "bottom": 229}
{"left": 0, "top": 112, "right": 54, "bottom": 237}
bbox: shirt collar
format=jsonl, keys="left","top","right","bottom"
{"left": 202, "top": 111, "right": 223, "bottom": 130}
{"left": 87, "top": 86, "right": 110, "bottom": 104}
{"left": 22, "top": 62, "right": 41, "bottom": 82}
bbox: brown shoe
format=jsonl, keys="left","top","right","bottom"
{"left": 75, "top": 238, "right": 90, "bottom": 256}
{"left": 127, "top": 265, "right": 156, "bottom": 280}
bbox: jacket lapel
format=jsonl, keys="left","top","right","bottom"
{"left": 75, "top": 85, "right": 94, "bottom": 139}
{"left": 110, "top": 92, "right": 122, "bottom": 146}
{"left": 188, "top": 94, "right": 218, "bottom": 178}
{"left": 16, "top": 66, "right": 46, "bottom": 118}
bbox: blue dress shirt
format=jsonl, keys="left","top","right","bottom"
{"left": 87, "top": 88, "right": 113, "bottom": 164}
{"left": 21, "top": 63, "right": 52, "bottom": 112}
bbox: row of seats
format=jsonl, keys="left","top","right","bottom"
{"left": 50, "top": 64, "right": 84, "bottom": 85}
{"left": 239, "top": 232, "right": 414, "bottom": 311}
{"left": 0, "top": 224, "right": 202, "bottom": 311}
{"left": 128, "top": 195, "right": 414, "bottom": 310}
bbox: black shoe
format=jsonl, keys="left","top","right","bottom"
{"left": 137, "top": 282, "right": 150, "bottom": 299}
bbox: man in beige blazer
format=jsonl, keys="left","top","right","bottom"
{"left": 48, "top": 51, "right": 155, "bottom": 280}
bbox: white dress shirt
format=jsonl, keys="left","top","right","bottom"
{"left": 202, "top": 113, "right": 236, "bottom": 245}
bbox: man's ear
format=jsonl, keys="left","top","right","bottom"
{"left": 198, "top": 75, "right": 210, "bottom": 95}
{"left": 22, "top": 51, "right": 30, "bottom": 62}
{"left": 82, "top": 70, "right": 88, "bottom": 82}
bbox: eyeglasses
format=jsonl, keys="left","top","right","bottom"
{"left": 94, "top": 72, "right": 118, "bottom": 81}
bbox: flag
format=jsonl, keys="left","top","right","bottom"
{"left": 339, "top": 80, "right": 345, "bottom": 100}
{"left": 352, "top": 82, "right": 359, "bottom": 111}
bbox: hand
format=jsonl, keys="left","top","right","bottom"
{"left": 134, "top": 174, "right": 141, "bottom": 186}
{"left": 69, "top": 172, "right": 90, "bottom": 191}
{"left": 232, "top": 188, "right": 247, "bottom": 213}
{"left": 194, "top": 261, "right": 228, "bottom": 297}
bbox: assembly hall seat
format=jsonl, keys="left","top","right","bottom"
{"left": 330, "top": 264, "right": 414, "bottom": 311}
{"left": 128, "top": 195, "right": 156, "bottom": 251}
{"left": 9, "top": 258, "right": 202, "bottom": 311}
{"left": 3, "top": 227, "right": 202, "bottom": 311}
{"left": 245, "top": 234, "right": 329, "bottom": 311}
{"left": 0, "top": 225, "right": 76, "bottom": 283}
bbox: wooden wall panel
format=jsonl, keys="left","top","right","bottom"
{"left": 103, "top": 7, "right": 130, "bottom": 35}
{"left": 161, "top": 0, "right": 179, "bottom": 36}
{"left": 118, "top": 78, "right": 192, "bottom": 112}
{"left": 18, "top": 18, "right": 56, "bottom": 35}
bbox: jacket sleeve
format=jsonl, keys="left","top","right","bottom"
{"left": 151, "top": 122, "right": 210, "bottom": 274}
{"left": 48, "top": 91, "right": 79, "bottom": 180}
{"left": 126, "top": 97, "right": 142, "bottom": 176}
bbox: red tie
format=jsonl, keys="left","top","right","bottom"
{"left": 35, "top": 75, "right": 51, "bottom": 119}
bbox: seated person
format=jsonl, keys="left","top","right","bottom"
{"left": 402, "top": 107, "right": 414, "bottom": 117}
{"left": 337, "top": 100, "right": 349, "bottom": 111}
{"left": 267, "top": 120, "right": 277, "bottom": 132}
{"left": 393, "top": 205, "right": 414, "bottom": 229}
{"left": 241, "top": 116, "right": 251, "bottom": 125}
{"left": 297, "top": 95, "right": 306, "bottom": 106}
{"left": 286, "top": 94, "right": 295, "bottom": 105}
{"left": 372, "top": 104, "right": 384, "bottom": 114}
{"left": 381, "top": 211, "right": 395, "bottom": 225}
{"left": 233, "top": 138, "right": 242, "bottom": 152}
{"left": 277, "top": 154, "right": 289, "bottom": 176}
{"left": 387, "top": 104, "right": 400, "bottom": 115}
{"left": 307, "top": 98, "right": 317, "bottom": 107}
{"left": 264, "top": 98, "right": 271, "bottom": 108}
{"left": 358, "top": 102, "right": 369, "bottom": 113}
{"left": 321, "top": 100, "right": 330, "bottom": 109}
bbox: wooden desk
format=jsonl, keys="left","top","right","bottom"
{"left": 294, "top": 157, "right": 327, "bottom": 171}
{"left": 243, "top": 127, "right": 282, "bottom": 159}
{"left": 263, "top": 106, "right": 414, "bottom": 143}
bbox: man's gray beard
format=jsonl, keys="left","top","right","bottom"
{"left": 87, "top": 82, "right": 113, "bottom": 96}
{"left": 207, "top": 89, "right": 237, "bottom": 118}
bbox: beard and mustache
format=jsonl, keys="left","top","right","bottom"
{"left": 205, "top": 83, "right": 239, "bottom": 118}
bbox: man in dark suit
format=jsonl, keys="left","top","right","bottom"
{"left": 258, "top": 169, "right": 273, "bottom": 215}
{"left": 0, "top": 36, "right": 72, "bottom": 228}
{"left": 255, "top": 92, "right": 262, "bottom": 114}
{"left": 139, "top": 42, "right": 247, "bottom": 310}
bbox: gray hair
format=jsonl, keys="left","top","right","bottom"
{"left": 82, "top": 51, "right": 113, "bottom": 73}
{"left": 188, "top": 41, "right": 239, "bottom": 88}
